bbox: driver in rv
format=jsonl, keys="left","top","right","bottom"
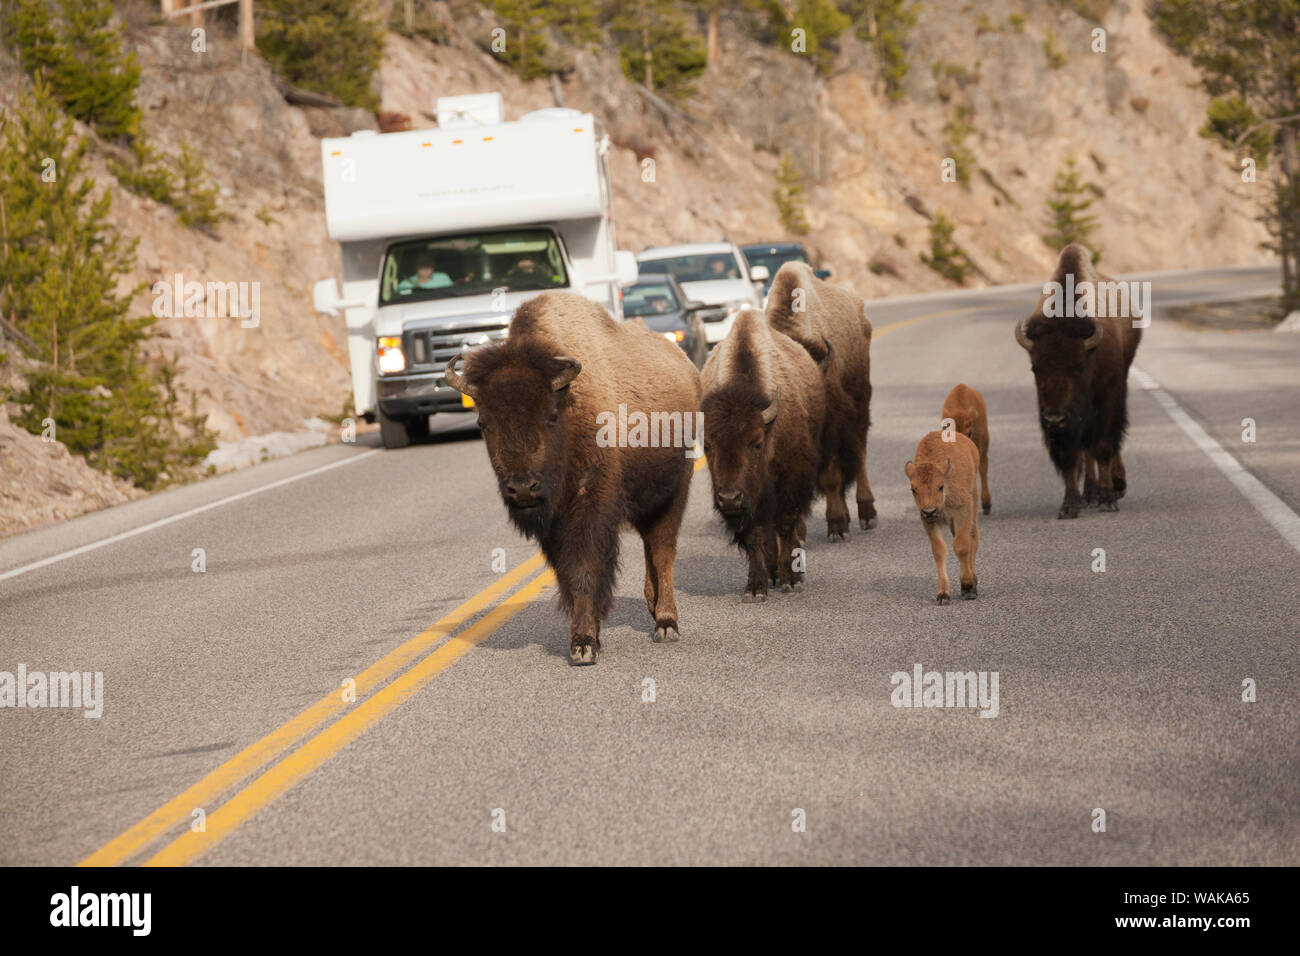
{"left": 397, "top": 252, "right": 453, "bottom": 293}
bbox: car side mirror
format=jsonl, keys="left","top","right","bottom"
{"left": 814, "top": 267, "right": 832, "bottom": 279}
{"left": 615, "top": 250, "right": 639, "bottom": 287}
{"left": 749, "top": 264, "right": 770, "bottom": 283}
{"left": 313, "top": 278, "right": 343, "bottom": 317}
{"left": 684, "top": 300, "right": 707, "bottom": 311}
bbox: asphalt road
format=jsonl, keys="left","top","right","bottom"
{"left": 2, "top": 266, "right": 1296, "bottom": 866}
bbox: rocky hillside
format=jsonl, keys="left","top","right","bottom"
{"left": 0, "top": 0, "right": 1269, "bottom": 535}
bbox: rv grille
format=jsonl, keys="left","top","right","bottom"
{"left": 406, "top": 323, "right": 510, "bottom": 373}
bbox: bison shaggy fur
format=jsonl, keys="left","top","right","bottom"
{"left": 766, "top": 261, "right": 877, "bottom": 540}
{"left": 701, "top": 306, "right": 826, "bottom": 601}
{"left": 444, "top": 291, "right": 701, "bottom": 665}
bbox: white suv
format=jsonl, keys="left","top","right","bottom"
{"left": 636, "top": 241, "right": 767, "bottom": 346}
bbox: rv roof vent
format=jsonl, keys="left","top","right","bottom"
{"left": 435, "top": 92, "right": 505, "bottom": 128}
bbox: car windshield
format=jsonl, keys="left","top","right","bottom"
{"left": 623, "top": 282, "right": 682, "bottom": 317}
{"left": 380, "top": 230, "right": 568, "bottom": 305}
{"left": 744, "top": 248, "right": 808, "bottom": 276}
{"left": 639, "top": 253, "right": 743, "bottom": 284}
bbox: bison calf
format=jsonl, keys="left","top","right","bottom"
{"left": 444, "top": 291, "right": 700, "bottom": 665}
{"left": 701, "top": 307, "right": 826, "bottom": 601}
{"left": 941, "top": 384, "right": 991, "bottom": 514}
{"left": 905, "top": 431, "right": 981, "bottom": 604}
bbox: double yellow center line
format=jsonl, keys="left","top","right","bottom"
{"left": 79, "top": 307, "right": 967, "bottom": 867}
{"left": 80, "top": 554, "right": 551, "bottom": 866}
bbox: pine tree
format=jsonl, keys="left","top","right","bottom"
{"left": 52, "top": 0, "right": 142, "bottom": 140}
{"left": 920, "top": 213, "right": 973, "bottom": 284}
{"left": 173, "top": 141, "right": 224, "bottom": 230}
{"left": 257, "top": 0, "right": 386, "bottom": 110}
{"left": 759, "top": 0, "right": 850, "bottom": 76}
{"left": 1151, "top": 0, "right": 1300, "bottom": 309}
{"left": 847, "top": 0, "right": 918, "bottom": 100}
{"left": 610, "top": 0, "right": 707, "bottom": 98}
{"left": 0, "top": 79, "right": 215, "bottom": 488}
{"left": 773, "top": 154, "right": 810, "bottom": 235}
{"left": 9, "top": 0, "right": 142, "bottom": 141}
{"left": 1043, "top": 156, "right": 1101, "bottom": 259}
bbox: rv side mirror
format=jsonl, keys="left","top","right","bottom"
{"left": 814, "top": 267, "right": 832, "bottom": 279}
{"left": 615, "top": 250, "right": 639, "bottom": 287}
{"left": 749, "top": 264, "right": 770, "bottom": 283}
{"left": 313, "top": 278, "right": 342, "bottom": 317}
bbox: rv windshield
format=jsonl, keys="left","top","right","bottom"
{"left": 380, "top": 230, "right": 568, "bottom": 305}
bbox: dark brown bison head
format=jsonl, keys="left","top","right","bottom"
{"left": 444, "top": 346, "right": 581, "bottom": 539}
{"left": 701, "top": 380, "right": 780, "bottom": 526}
{"left": 1015, "top": 311, "right": 1103, "bottom": 439}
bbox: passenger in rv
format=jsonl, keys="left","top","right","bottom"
{"left": 397, "top": 253, "right": 453, "bottom": 293}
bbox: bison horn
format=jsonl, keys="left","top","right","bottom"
{"left": 761, "top": 386, "right": 781, "bottom": 425}
{"left": 444, "top": 352, "right": 477, "bottom": 400}
{"left": 549, "top": 356, "right": 582, "bottom": 391}
{"left": 1014, "top": 317, "right": 1033, "bottom": 351}
{"left": 1083, "top": 319, "right": 1104, "bottom": 350}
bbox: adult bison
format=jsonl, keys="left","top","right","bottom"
{"left": 766, "top": 261, "right": 876, "bottom": 539}
{"left": 701, "top": 307, "right": 826, "bottom": 600}
{"left": 443, "top": 291, "right": 701, "bottom": 664}
{"left": 1015, "top": 244, "right": 1142, "bottom": 518}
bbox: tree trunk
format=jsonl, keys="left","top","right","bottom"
{"left": 707, "top": 10, "right": 719, "bottom": 66}
{"left": 642, "top": 24, "right": 653, "bottom": 89}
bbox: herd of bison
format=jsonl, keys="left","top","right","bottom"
{"left": 444, "top": 243, "right": 1142, "bottom": 664}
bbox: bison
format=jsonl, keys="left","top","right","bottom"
{"left": 941, "top": 384, "right": 992, "bottom": 514}
{"left": 1015, "top": 244, "right": 1142, "bottom": 518}
{"left": 700, "top": 306, "right": 826, "bottom": 601}
{"left": 905, "top": 431, "right": 981, "bottom": 604}
{"left": 443, "top": 291, "right": 701, "bottom": 665}
{"left": 766, "top": 261, "right": 876, "bottom": 539}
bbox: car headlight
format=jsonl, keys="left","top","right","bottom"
{"left": 377, "top": 336, "right": 406, "bottom": 374}
{"left": 663, "top": 330, "right": 685, "bottom": 342}
{"left": 726, "top": 299, "right": 753, "bottom": 315}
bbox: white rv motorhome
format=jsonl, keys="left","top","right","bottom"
{"left": 313, "top": 92, "right": 638, "bottom": 448}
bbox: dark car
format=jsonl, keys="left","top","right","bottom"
{"left": 621, "top": 274, "right": 708, "bottom": 367}
{"left": 741, "top": 242, "right": 832, "bottom": 296}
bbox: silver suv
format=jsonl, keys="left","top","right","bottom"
{"left": 636, "top": 241, "right": 767, "bottom": 348}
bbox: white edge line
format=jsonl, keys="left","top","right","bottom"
{"left": 0, "top": 449, "right": 383, "bottom": 584}
{"left": 1132, "top": 365, "right": 1300, "bottom": 556}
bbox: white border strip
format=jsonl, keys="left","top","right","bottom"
{"left": 0, "top": 449, "right": 382, "bottom": 584}
{"left": 1132, "top": 366, "right": 1300, "bottom": 555}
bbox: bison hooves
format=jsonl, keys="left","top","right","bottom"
{"left": 780, "top": 581, "right": 804, "bottom": 593}
{"left": 1057, "top": 504, "right": 1080, "bottom": 520}
{"left": 961, "top": 583, "right": 978, "bottom": 601}
{"left": 859, "top": 516, "right": 877, "bottom": 531}
{"left": 936, "top": 593, "right": 951, "bottom": 606}
{"left": 1099, "top": 500, "right": 1119, "bottom": 513}
{"left": 1113, "top": 478, "right": 1127, "bottom": 499}
{"left": 652, "top": 623, "right": 680, "bottom": 643}
{"left": 982, "top": 503, "right": 991, "bottom": 515}
{"left": 742, "top": 589, "right": 768, "bottom": 603}
{"left": 569, "top": 636, "right": 600, "bottom": 666}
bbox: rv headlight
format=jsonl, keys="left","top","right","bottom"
{"left": 377, "top": 336, "right": 406, "bottom": 374}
